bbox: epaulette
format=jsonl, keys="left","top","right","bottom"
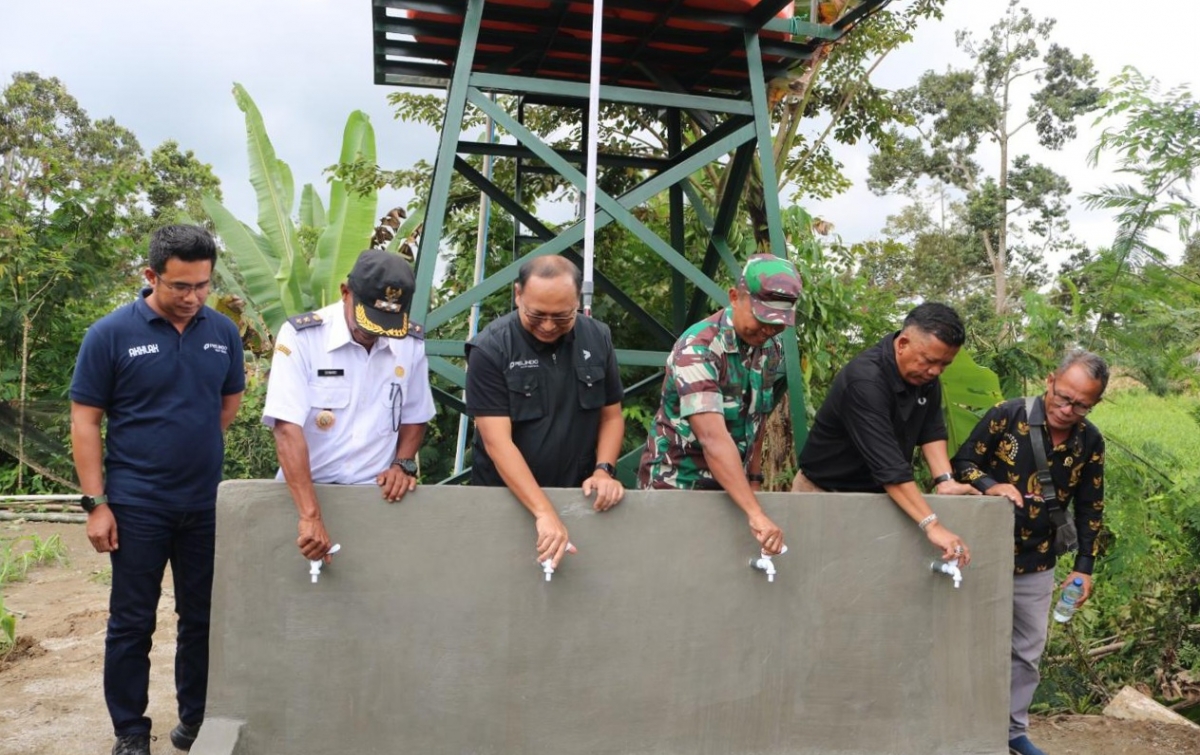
{"left": 407, "top": 322, "right": 425, "bottom": 341}
{"left": 287, "top": 312, "right": 323, "bottom": 331}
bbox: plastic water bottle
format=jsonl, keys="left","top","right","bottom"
{"left": 1053, "top": 577, "right": 1085, "bottom": 623}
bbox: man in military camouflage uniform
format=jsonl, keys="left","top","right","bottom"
{"left": 637, "top": 254, "right": 801, "bottom": 555}
{"left": 952, "top": 350, "right": 1108, "bottom": 755}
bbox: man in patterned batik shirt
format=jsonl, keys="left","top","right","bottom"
{"left": 637, "top": 254, "right": 801, "bottom": 556}
{"left": 952, "top": 350, "right": 1108, "bottom": 755}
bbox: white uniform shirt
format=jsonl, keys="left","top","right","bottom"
{"left": 262, "top": 301, "right": 436, "bottom": 485}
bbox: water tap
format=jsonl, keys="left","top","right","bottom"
{"left": 750, "top": 544, "right": 788, "bottom": 582}
{"left": 309, "top": 543, "right": 341, "bottom": 584}
{"left": 540, "top": 542, "right": 575, "bottom": 582}
{"left": 930, "top": 558, "right": 963, "bottom": 589}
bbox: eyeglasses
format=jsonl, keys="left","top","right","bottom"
{"left": 1049, "top": 378, "right": 1095, "bottom": 416}
{"left": 519, "top": 304, "right": 578, "bottom": 326}
{"left": 389, "top": 382, "right": 404, "bottom": 432}
{"left": 158, "top": 277, "right": 211, "bottom": 295}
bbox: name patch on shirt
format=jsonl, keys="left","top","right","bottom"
{"left": 204, "top": 343, "right": 229, "bottom": 354}
{"left": 128, "top": 343, "right": 160, "bottom": 358}
{"left": 317, "top": 369, "right": 345, "bottom": 377}
{"left": 508, "top": 358, "right": 539, "bottom": 370}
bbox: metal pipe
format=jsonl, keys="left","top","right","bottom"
{"left": 581, "top": 0, "right": 604, "bottom": 316}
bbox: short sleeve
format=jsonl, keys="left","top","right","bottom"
{"left": 399, "top": 340, "right": 436, "bottom": 424}
{"left": 671, "top": 345, "right": 723, "bottom": 419}
{"left": 261, "top": 323, "right": 310, "bottom": 427}
{"left": 602, "top": 330, "right": 624, "bottom": 406}
{"left": 465, "top": 344, "right": 511, "bottom": 417}
{"left": 221, "top": 318, "right": 246, "bottom": 396}
{"left": 70, "top": 324, "right": 114, "bottom": 409}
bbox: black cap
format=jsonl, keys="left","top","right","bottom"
{"left": 346, "top": 250, "right": 415, "bottom": 338}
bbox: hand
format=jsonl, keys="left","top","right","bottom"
{"left": 926, "top": 522, "right": 971, "bottom": 567}
{"left": 535, "top": 512, "right": 573, "bottom": 568}
{"left": 984, "top": 483, "right": 1025, "bottom": 507}
{"left": 935, "top": 479, "right": 982, "bottom": 497}
{"left": 748, "top": 511, "right": 784, "bottom": 555}
{"left": 1062, "top": 571, "right": 1093, "bottom": 606}
{"left": 375, "top": 465, "right": 417, "bottom": 503}
{"left": 582, "top": 472, "right": 624, "bottom": 512}
{"left": 86, "top": 506, "right": 119, "bottom": 553}
{"left": 297, "top": 517, "right": 333, "bottom": 562}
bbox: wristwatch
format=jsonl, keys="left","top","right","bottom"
{"left": 80, "top": 494, "right": 108, "bottom": 513}
{"left": 594, "top": 462, "right": 617, "bottom": 477}
{"left": 391, "top": 458, "right": 419, "bottom": 475}
{"left": 932, "top": 472, "right": 955, "bottom": 486}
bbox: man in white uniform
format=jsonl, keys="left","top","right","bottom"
{"left": 263, "top": 250, "right": 435, "bottom": 562}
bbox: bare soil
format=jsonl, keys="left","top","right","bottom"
{"left": 1, "top": 521, "right": 1198, "bottom": 755}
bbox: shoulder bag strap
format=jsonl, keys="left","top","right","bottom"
{"left": 1025, "top": 395, "right": 1061, "bottom": 510}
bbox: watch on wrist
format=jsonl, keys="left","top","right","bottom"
{"left": 932, "top": 472, "right": 955, "bottom": 486}
{"left": 594, "top": 462, "right": 617, "bottom": 477}
{"left": 392, "top": 458, "right": 418, "bottom": 475}
{"left": 747, "top": 472, "right": 765, "bottom": 484}
{"left": 80, "top": 494, "right": 108, "bottom": 513}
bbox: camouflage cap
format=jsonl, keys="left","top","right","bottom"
{"left": 740, "top": 254, "right": 801, "bottom": 326}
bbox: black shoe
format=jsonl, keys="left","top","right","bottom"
{"left": 170, "top": 721, "right": 202, "bottom": 751}
{"left": 111, "top": 733, "right": 151, "bottom": 755}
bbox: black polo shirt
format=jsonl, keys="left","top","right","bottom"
{"left": 798, "top": 332, "right": 947, "bottom": 491}
{"left": 465, "top": 312, "right": 622, "bottom": 487}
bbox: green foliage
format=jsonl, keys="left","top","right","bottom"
{"left": 204, "top": 84, "right": 381, "bottom": 340}
{"left": 868, "top": 1, "right": 1098, "bottom": 319}
{"left": 0, "top": 533, "right": 68, "bottom": 585}
{"left": 1038, "top": 389, "right": 1200, "bottom": 712}
{"left": 221, "top": 358, "right": 279, "bottom": 480}
{"left": 939, "top": 349, "right": 1005, "bottom": 454}
{"left": 0, "top": 591, "right": 13, "bottom": 653}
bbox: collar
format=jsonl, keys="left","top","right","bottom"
{"left": 324, "top": 302, "right": 394, "bottom": 354}
{"left": 134, "top": 287, "right": 207, "bottom": 324}
{"left": 879, "top": 332, "right": 911, "bottom": 394}
{"left": 718, "top": 306, "right": 763, "bottom": 355}
{"left": 1029, "top": 394, "right": 1087, "bottom": 455}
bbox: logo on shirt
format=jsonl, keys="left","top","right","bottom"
{"left": 508, "top": 358, "right": 539, "bottom": 370}
{"left": 204, "top": 343, "right": 229, "bottom": 354}
{"left": 582, "top": 349, "right": 592, "bottom": 361}
{"left": 128, "top": 343, "right": 160, "bottom": 358}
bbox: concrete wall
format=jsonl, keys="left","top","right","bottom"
{"left": 196, "top": 481, "right": 1014, "bottom": 755}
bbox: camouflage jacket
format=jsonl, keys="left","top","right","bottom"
{"left": 638, "top": 307, "right": 784, "bottom": 490}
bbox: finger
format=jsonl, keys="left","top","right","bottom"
{"left": 581, "top": 478, "right": 595, "bottom": 496}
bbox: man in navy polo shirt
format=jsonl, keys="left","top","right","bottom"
{"left": 70, "top": 225, "right": 245, "bottom": 755}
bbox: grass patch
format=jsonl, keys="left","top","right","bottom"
{"left": 0, "top": 533, "right": 69, "bottom": 585}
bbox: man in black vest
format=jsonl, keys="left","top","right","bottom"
{"left": 466, "top": 256, "right": 625, "bottom": 568}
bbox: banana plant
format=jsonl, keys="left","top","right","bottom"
{"left": 204, "top": 84, "right": 379, "bottom": 338}
{"left": 939, "top": 348, "right": 1005, "bottom": 455}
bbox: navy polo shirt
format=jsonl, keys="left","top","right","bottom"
{"left": 70, "top": 289, "right": 245, "bottom": 510}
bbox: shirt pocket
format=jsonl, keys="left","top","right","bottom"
{"left": 378, "top": 382, "right": 403, "bottom": 436}
{"left": 505, "top": 370, "right": 545, "bottom": 423}
{"left": 308, "top": 383, "right": 350, "bottom": 427}
{"left": 575, "top": 363, "right": 607, "bottom": 411}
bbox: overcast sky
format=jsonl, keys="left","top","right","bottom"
{"left": 3, "top": 0, "right": 1198, "bottom": 268}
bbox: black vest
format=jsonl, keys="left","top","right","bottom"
{"left": 466, "top": 312, "right": 614, "bottom": 487}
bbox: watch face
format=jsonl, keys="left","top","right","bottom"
{"left": 397, "top": 459, "right": 418, "bottom": 475}
{"left": 80, "top": 496, "right": 95, "bottom": 512}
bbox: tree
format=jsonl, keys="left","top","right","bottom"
{"left": 868, "top": 1, "right": 1099, "bottom": 317}
{"left": 0, "top": 72, "right": 222, "bottom": 491}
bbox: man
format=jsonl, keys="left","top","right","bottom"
{"left": 70, "top": 225, "right": 245, "bottom": 755}
{"left": 465, "top": 256, "right": 624, "bottom": 569}
{"left": 263, "top": 249, "right": 435, "bottom": 563}
{"left": 637, "top": 254, "right": 801, "bottom": 555}
{"left": 953, "top": 350, "right": 1108, "bottom": 755}
{"left": 792, "top": 302, "right": 977, "bottom": 564}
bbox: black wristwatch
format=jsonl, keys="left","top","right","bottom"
{"left": 747, "top": 472, "right": 765, "bottom": 484}
{"left": 80, "top": 494, "right": 108, "bottom": 513}
{"left": 391, "top": 458, "right": 418, "bottom": 475}
{"left": 932, "top": 472, "right": 955, "bottom": 486}
{"left": 594, "top": 462, "right": 617, "bottom": 477}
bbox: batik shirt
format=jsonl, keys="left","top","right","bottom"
{"left": 638, "top": 307, "right": 784, "bottom": 490}
{"left": 952, "top": 396, "right": 1105, "bottom": 575}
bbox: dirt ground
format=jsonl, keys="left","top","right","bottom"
{"left": 2, "top": 521, "right": 1198, "bottom": 755}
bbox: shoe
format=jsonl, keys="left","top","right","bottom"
{"left": 170, "top": 721, "right": 202, "bottom": 751}
{"left": 111, "top": 733, "right": 151, "bottom": 755}
{"left": 1008, "top": 735, "right": 1047, "bottom": 755}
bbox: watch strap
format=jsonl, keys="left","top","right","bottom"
{"left": 932, "top": 472, "right": 954, "bottom": 486}
{"left": 594, "top": 462, "right": 617, "bottom": 477}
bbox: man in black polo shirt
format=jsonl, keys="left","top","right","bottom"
{"left": 466, "top": 256, "right": 624, "bottom": 568}
{"left": 70, "top": 225, "right": 244, "bottom": 755}
{"left": 792, "top": 302, "right": 977, "bottom": 564}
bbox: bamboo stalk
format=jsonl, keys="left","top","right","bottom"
{"left": 0, "top": 512, "right": 86, "bottom": 524}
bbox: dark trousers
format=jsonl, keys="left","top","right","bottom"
{"left": 105, "top": 504, "right": 215, "bottom": 737}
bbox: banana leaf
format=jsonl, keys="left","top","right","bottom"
{"left": 940, "top": 348, "right": 1005, "bottom": 456}
{"left": 311, "top": 110, "right": 378, "bottom": 306}
{"left": 232, "top": 83, "right": 306, "bottom": 317}
{"left": 203, "top": 194, "right": 286, "bottom": 335}
{"left": 299, "top": 184, "right": 327, "bottom": 229}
